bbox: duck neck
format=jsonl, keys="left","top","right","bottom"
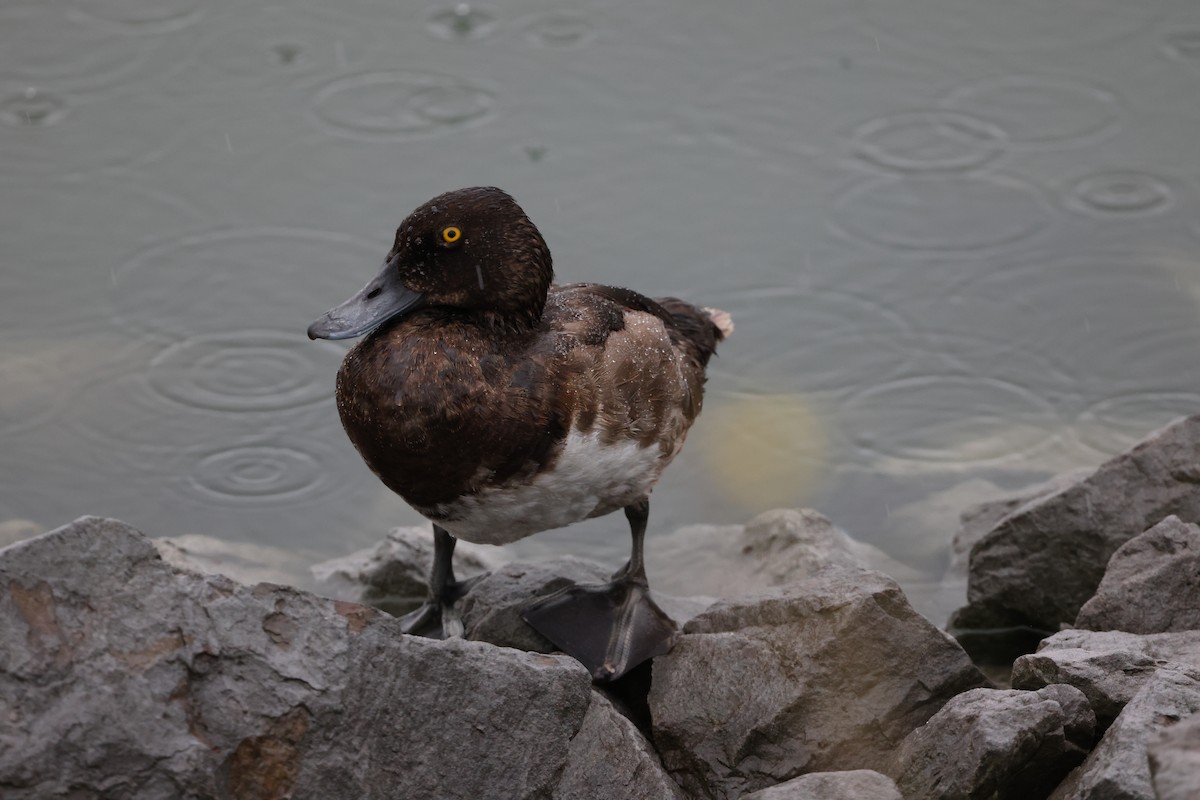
{"left": 462, "top": 303, "right": 545, "bottom": 337}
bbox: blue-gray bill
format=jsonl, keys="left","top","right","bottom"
{"left": 307, "top": 257, "right": 424, "bottom": 341}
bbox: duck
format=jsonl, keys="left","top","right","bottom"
{"left": 308, "top": 186, "right": 732, "bottom": 681}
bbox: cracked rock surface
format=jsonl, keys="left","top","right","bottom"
{"left": 648, "top": 565, "right": 987, "bottom": 800}
{"left": 0, "top": 517, "right": 616, "bottom": 800}
{"left": 1049, "top": 669, "right": 1200, "bottom": 800}
{"left": 1075, "top": 515, "right": 1200, "bottom": 634}
{"left": 1011, "top": 629, "right": 1200, "bottom": 729}
{"left": 952, "top": 414, "right": 1200, "bottom": 632}
{"left": 885, "top": 685, "right": 1094, "bottom": 800}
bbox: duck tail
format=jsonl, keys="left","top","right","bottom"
{"left": 703, "top": 307, "right": 734, "bottom": 340}
{"left": 654, "top": 297, "right": 732, "bottom": 368}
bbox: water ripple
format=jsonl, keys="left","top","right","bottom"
{"left": 147, "top": 330, "right": 344, "bottom": 413}
{"left": 187, "top": 441, "right": 336, "bottom": 506}
{"left": 0, "top": 1, "right": 184, "bottom": 92}
{"left": 830, "top": 174, "right": 1050, "bottom": 253}
{"left": 0, "top": 352, "right": 68, "bottom": 437}
{"left": 1162, "top": 30, "right": 1200, "bottom": 63}
{"left": 522, "top": 11, "right": 596, "bottom": 49}
{"left": 63, "top": 372, "right": 351, "bottom": 509}
{"left": 851, "top": 110, "right": 1006, "bottom": 174}
{"left": 69, "top": 373, "right": 239, "bottom": 451}
{"left": 861, "top": 0, "right": 1162, "bottom": 52}
{"left": 308, "top": 71, "right": 496, "bottom": 142}
{"left": 186, "top": 7, "right": 376, "bottom": 83}
{"left": 1067, "top": 171, "right": 1173, "bottom": 217}
{"left": 942, "top": 76, "right": 1122, "bottom": 147}
{"left": 706, "top": 285, "right": 922, "bottom": 395}
{"left": 841, "top": 375, "right": 1059, "bottom": 465}
{"left": 1074, "top": 392, "right": 1200, "bottom": 456}
{"left": 67, "top": 0, "right": 204, "bottom": 34}
{"left": 108, "top": 227, "right": 383, "bottom": 339}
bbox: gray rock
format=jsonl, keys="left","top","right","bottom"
{"left": 460, "top": 557, "right": 611, "bottom": 652}
{"left": 311, "top": 524, "right": 504, "bottom": 616}
{"left": 1, "top": 516, "right": 596, "bottom": 799}
{"left": 739, "top": 770, "right": 902, "bottom": 800}
{"left": 1011, "top": 629, "right": 1200, "bottom": 727}
{"left": 648, "top": 565, "right": 987, "bottom": 800}
{"left": 646, "top": 508, "right": 922, "bottom": 600}
{"left": 952, "top": 415, "right": 1200, "bottom": 631}
{"left": 554, "top": 690, "right": 686, "bottom": 800}
{"left": 885, "top": 685, "right": 1093, "bottom": 800}
{"left": 931, "top": 476, "right": 1081, "bottom": 636}
{"left": 949, "top": 472, "right": 1091, "bottom": 580}
{"left": 1075, "top": 516, "right": 1200, "bottom": 633}
{"left": 1149, "top": 711, "right": 1200, "bottom": 800}
{"left": 1049, "top": 669, "right": 1200, "bottom": 800}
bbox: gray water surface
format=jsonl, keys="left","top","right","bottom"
{"left": 3, "top": 0, "right": 1199, "bottom": 621}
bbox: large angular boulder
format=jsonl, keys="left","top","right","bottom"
{"left": 948, "top": 472, "right": 1091, "bottom": 581}
{"left": 1, "top": 517, "right": 597, "bottom": 799}
{"left": 1011, "top": 629, "right": 1200, "bottom": 727}
{"left": 952, "top": 415, "right": 1200, "bottom": 631}
{"left": 885, "top": 685, "right": 1093, "bottom": 800}
{"left": 1075, "top": 516, "right": 1200, "bottom": 633}
{"left": 648, "top": 565, "right": 987, "bottom": 800}
{"left": 311, "top": 524, "right": 503, "bottom": 615}
{"left": 1049, "top": 669, "right": 1200, "bottom": 800}
{"left": 554, "top": 690, "right": 686, "bottom": 800}
{"left": 739, "top": 770, "right": 901, "bottom": 800}
{"left": 1149, "top": 711, "right": 1200, "bottom": 800}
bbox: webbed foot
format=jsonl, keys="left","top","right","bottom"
{"left": 398, "top": 600, "right": 447, "bottom": 637}
{"left": 521, "top": 578, "right": 678, "bottom": 682}
{"left": 397, "top": 572, "right": 481, "bottom": 639}
{"left": 398, "top": 525, "right": 478, "bottom": 639}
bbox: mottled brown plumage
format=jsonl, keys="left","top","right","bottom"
{"left": 308, "top": 186, "right": 730, "bottom": 680}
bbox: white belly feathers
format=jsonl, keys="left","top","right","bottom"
{"left": 429, "top": 429, "right": 667, "bottom": 545}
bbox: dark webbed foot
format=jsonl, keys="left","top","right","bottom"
{"left": 400, "top": 524, "right": 474, "bottom": 639}
{"left": 398, "top": 579, "right": 480, "bottom": 638}
{"left": 520, "top": 497, "right": 678, "bottom": 682}
{"left": 398, "top": 600, "right": 449, "bottom": 638}
{"left": 522, "top": 578, "right": 677, "bottom": 681}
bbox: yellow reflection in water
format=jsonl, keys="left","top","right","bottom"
{"left": 699, "top": 393, "right": 828, "bottom": 511}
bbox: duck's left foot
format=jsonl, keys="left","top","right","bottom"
{"left": 521, "top": 579, "right": 678, "bottom": 682}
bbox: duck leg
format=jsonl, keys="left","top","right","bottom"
{"left": 521, "top": 497, "right": 678, "bottom": 682}
{"left": 399, "top": 524, "right": 472, "bottom": 638}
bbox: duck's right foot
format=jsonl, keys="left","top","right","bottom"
{"left": 398, "top": 601, "right": 448, "bottom": 638}
{"left": 397, "top": 571, "right": 479, "bottom": 639}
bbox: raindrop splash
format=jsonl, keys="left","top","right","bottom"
{"left": 427, "top": 3, "right": 499, "bottom": 40}
{"left": 1068, "top": 171, "right": 1171, "bottom": 216}
{"left": 0, "top": 87, "right": 68, "bottom": 127}
{"left": 523, "top": 11, "right": 595, "bottom": 48}
{"left": 308, "top": 71, "right": 496, "bottom": 141}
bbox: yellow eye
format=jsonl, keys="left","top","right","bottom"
{"left": 441, "top": 226, "right": 462, "bottom": 244}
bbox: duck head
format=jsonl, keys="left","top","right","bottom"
{"left": 308, "top": 187, "right": 554, "bottom": 340}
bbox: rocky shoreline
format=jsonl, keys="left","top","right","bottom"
{"left": 3, "top": 415, "right": 1199, "bottom": 799}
